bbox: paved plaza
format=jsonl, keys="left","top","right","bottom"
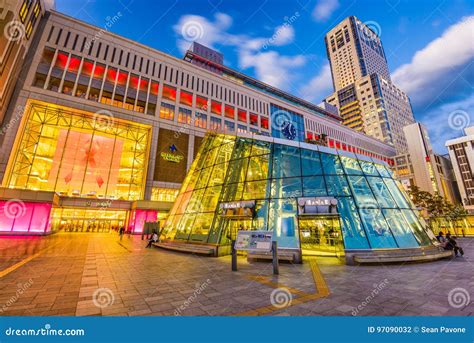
{"left": 0, "top": 233, "right": 472, "bottom": 317}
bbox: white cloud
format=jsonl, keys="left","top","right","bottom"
{"left": 270, "top": 25, "right": 295, "bottom": 46}
{"left": 173, "top": 13, "right": 233, "bottom": 53}
{"left": 419, "top": 94, "right": 474, "bottom": 153}
{"left": 239, "top": 50, "right": 306, "bottom": 88}
{"left": 393, "top": 16, "right": 474, "bottom": 106}
{"left": 299, "top": 63, "right": 334, "bottom": 103}
{"left": 312, "top": 0, "right": 339, "bottom": 22}
{"left": 174, "top": 13, "right": 305, "bottom": 89}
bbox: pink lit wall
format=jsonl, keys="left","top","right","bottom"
{"left": 0, "top": 201, "right": 52, "bottom": 234}
{"left": 129, "top": 210, "right": 158, "bottom": 234}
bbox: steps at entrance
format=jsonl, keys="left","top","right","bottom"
{"left": 352, "top": 245, "right": 453, "bottom": 264}
{"left": 153, "top": 241, "right": 216, "bottom": 256}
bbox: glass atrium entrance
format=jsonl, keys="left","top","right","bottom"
{"left": 298, "top": 215, "right": 344, "bottom": 257}
{"left": 51, "top": 208, "right": 127, "bottom": 233}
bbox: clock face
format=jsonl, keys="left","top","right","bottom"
{"left": 282, "top": 121, "right": 297, "bottom": 140}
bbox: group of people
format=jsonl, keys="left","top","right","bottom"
{"left": 118, "top": 226, "right": 159, "bottom": 248}
{"left": 436, "top": 232, "right": 465, "bottom": 257}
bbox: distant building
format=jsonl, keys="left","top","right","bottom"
{"left": 394, "top": 123, "right": 460, "bottom": 204}
{"left": 324, "top": 16, "right": 415, "bottom": 153}
{"left": 184, "top": 42, "right": 224, "bottom": 75}
{"left": 0, "top": 0, "right": 53, "bottom": 123}
{"left": 446, "top": 126, "right": 474, "bottom": 213}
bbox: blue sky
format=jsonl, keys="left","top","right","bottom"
{"left": 55, "top": 0, "right": 473, "bottom": 153}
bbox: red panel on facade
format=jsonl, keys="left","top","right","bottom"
{"left": 211, "top": 101, "right": 222, "bottom": 115}
{"left": 162, "top": 85, "right": 177, "bottom": 101}
{"left": 196, "top": 96, "right": 207, "bottom": 111}
{"left": 180, "top": 91, "right": 193, "bottom": 106}
{"left": 261, "top": 116, "right": 269, "bottom": 129}
{"left": 225, "top": 105, "right": 234, "bottom": 119}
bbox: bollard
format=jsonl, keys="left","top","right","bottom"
{"left": 231, "top": 239, "right": 237, "bottom": 271}
{"left": 272, "top": 241, "right": 279, "bottom": 275}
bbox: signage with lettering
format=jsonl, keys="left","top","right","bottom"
{"left": 220, "top": 200, "right": 255, "bottom": 218}
{"left": 160, "top": 152, "right": 184, "bottom": 163}
{"left": 234, "top": 230, "right": 273, "bottom": 252}
{"left": 297, "top": 197, "right": 338, "bottom": 215}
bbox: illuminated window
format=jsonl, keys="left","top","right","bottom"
{"left": 19, "top": 0, "right": 32, "bottom": 23}
{"left": 250, "top": 113, "right": 258, "bottom": 126}
{"left": 151, "top": 188, "right": 179, "bottom": 202}
{"left": 194, "top": 112, "right": 207, "bottom": 129}
{"left": 160, "top": 102, "right": 175, "bottom": 121}
{"left": 178, "top": 108, "right": 192, "bottom": 125}
{"left": 260, "top": 116, "right": 269, "bottom": 130}
{"left": 5, "top": 102, "right": 151, "bottom": 201}
{"left": 210, "top": 117, "right": 221, "bottom": 130}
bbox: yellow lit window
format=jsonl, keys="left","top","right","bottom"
{"left": 151, "top": 188, "right": 179, "bottom": 202}
{"left": 19, "top": 0, "right": 32, "bottom": 23}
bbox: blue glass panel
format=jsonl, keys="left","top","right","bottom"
{"left": 337, "top": 197, "right": 370, "bottom": 249}
{"left": 272, "top": 144, "right": 301, "bottom": 178}
{"left": 254, "top": 200, "right": 269, "bottom": 230}
{"left": 347, "top": 175, "right": 378, "bottom": 209}
{"left": 358, "top": 160, "right": 380, "bottom": 176}
{"left": 401, "top": 209, "right": 434, "bottom": 246}
{"left": 268, "top": 198, "right": 299, "bottom": 249}
{"left": 302, "top": 176, "right": 327, "bottom": 197}
{"left": 320, "top": 153, "right": 344, "bottom": 174}
{"left": 340, "top": 156, "right": 363, "bottom": 175}
{"left": 383, "top": 178, "right": 411, "bottom": 209}
{"left": 359, "top": 209, "right": 397, "bottom": 248}
{"left": 375, "top": 163, "right": 391, "bottom": 177}
{"left": 382, "top": 209, "right": 419, "bottom": 248}
{"left": 325, "top": 175, "right": 350, "bottom": 196}
{"left": 271, "top": 177, "right": 303, "bottom": 198}
{"left": 301, "top": 149, "right": 323, "bottom": 176}
{"left": 366, "top": 176, "right": 397, "bottom": 208}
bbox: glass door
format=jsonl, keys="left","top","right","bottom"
{"left": 298, "top": 215, "right": 344, "bottom": 257}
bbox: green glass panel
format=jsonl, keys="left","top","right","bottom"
{"left": 243, "top": 180, "right": 269, "bottom": 200}
{"left": 246, "top": 154, "right": 270, "bottom": 181}
{"left": 226, "top": 158, "right": 248, "bottom": 184}
{"left": 201, "top": 185, "right": 223, "bottom": 212}
{"left": 231, "top": 138, "right": 253, "bottom": 160}
{"left": 251, "top": 140, "right": 271, "bottom": 156}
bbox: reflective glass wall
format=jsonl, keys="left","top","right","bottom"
{"left": 4, "top": 102, "right": 151, "bottom": 201}
{"left": 163, "top": 134, "right": 437, "bottom": 251}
